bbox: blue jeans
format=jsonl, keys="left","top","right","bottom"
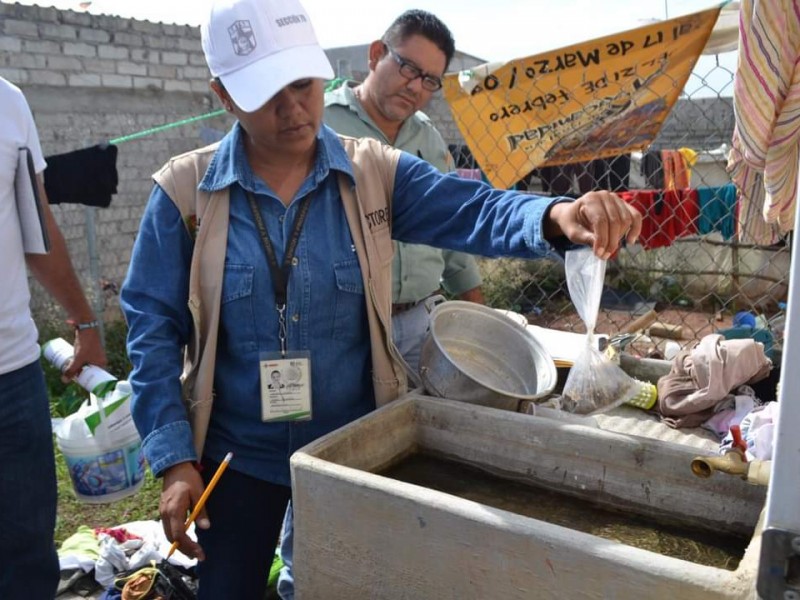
{"left": 195, "top": 458, "right": 291, "bottom": 599}
{"left": 392, "top": 295, "right": 444, "bottom": 377}
{"left": 0, "top": 361, "right": 59, "bottom": 598}
{"left": 277, "top": 502, "right": 295, "bottom": 599}
{"left": 392, "top": 305, "right": 427, "bottom": 376}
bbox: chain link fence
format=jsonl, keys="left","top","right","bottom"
{"left": 446, "top": 56, "right": 790, "bottom": 360}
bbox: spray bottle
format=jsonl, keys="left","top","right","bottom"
{"left": 42, "top": 337, "right": 117, "bottom": 397}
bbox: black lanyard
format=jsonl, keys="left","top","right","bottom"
{"left": 246, "top": 190, "right": 313, "bottom": 355}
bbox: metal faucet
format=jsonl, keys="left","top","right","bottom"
{"left": 690, "top": 452, "right": 771, "bottom": 486}
{"left": 690, "top": 424, "right": 771, "bottom": 486}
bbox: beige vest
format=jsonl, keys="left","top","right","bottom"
{"left": 153, "top": 135, "right": 407, "bottom": 457}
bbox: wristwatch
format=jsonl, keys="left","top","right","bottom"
{"left": 67, "top": 319, "right": 100, "bottom": 331}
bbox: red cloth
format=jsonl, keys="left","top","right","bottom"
{"left": 674, "top": 188, "right": 699, "bottom": 236}
{"left": 94, "top": 526, "right": 141, "bottom": 543}
{"left": 621, "top": 189, "right": 699, "bottom": 249}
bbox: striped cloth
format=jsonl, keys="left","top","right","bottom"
{"left": 728, "top": 0, "right": 800, "bottom": 244}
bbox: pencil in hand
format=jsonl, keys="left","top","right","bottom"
{"left": 167, "top": 451, "right": 233, "bottom": 559}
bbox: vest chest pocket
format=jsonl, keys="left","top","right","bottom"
{"left": 220, "top": 263, "right": 257, "bottom": 352}
{"left": 332, "top": 258, "right": 368, "bottom": 341}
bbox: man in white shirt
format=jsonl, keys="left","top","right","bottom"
{"left": 0, "top": 76, "right": 106, "bottom": 598}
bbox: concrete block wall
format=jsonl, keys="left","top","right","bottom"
{"left": 0, "top": 2, "right": 233, "bottom": 323}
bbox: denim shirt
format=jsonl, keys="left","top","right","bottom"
{"left": 121, "top": 123, "right": 565, "bottom": 485}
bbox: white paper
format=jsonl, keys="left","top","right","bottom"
{"left": 14, "top": 146, "right": 50, "bottom": 254}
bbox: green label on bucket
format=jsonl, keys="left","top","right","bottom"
{"left": 83, "top": 394, "right": 130, "bottom": 434}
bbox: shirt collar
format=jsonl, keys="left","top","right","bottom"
{"left": 198, "top": 122, "right": 355, "bottom": 193}
{"left": 325, "top": 83, "right": 387, "bottom": 142}
{"left": 325, "top": 81, "right": 426, "bottom": 145}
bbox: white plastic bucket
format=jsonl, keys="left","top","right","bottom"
{"left": 57, "top": 429, "right": 144, "bottom": 503}
{"left": 55, "top": 387, "right": 145, "bottom": 503}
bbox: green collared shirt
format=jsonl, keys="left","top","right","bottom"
{"left": 324, "top": 83, "right": 483, "bottom": 303}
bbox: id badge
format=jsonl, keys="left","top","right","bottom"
{"left": 259, "top": 351, "right": 312, "bottom": 422}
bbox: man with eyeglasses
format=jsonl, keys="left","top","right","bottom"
{"left": 325, "top": 9, "right": 484, "bottom": 377}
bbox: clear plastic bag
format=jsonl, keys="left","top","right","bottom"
{"left": 560, "top": 248, "right": 638, "bottom": 414}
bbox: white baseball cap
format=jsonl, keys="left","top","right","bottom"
{"left": 201, "top": 0, "right": 334, "bottom": 113}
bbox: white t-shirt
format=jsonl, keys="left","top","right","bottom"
{"left": 0, "top": 77, "right": 47, "bottom": 374}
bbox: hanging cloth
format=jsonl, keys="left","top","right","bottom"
{"left": 697, "top": 184, "right": 738, "bottom": 240}
{"left": 728, "top": 0, "right": 800, "bottom": 242}
{"left": 640, "top": 150, "right": 664, "bottom": 189}
{"left": 43, "top": 144, "right": 118, "bottom": 207}
{"left": 620, "top": 189, "right": 699, "bottom": 250}
{"left": 662, "top": 149, "right": 691, "bottom": 191}
{"left": 678, "top": 147, "right": 699, "bottom": 183}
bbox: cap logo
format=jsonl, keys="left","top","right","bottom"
{"left": 228, "top": 20, "right": 256, "bottom": 56}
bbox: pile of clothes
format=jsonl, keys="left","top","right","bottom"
{"left": 656, "top": 333, "right": 779, "bottom": 459}
{"left": 57, "top": 521, "right": 197, "bottom": 599}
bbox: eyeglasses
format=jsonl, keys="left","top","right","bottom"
{"left": 384, "top": 44, "right": 443, "bottom": 92}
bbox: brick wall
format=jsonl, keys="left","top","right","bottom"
{"left": 0, "top": 2, "right": 233, "bottom": 323}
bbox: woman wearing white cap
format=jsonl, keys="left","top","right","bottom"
{"left": 121, "top": 0, "right": 641, "bottom": 596}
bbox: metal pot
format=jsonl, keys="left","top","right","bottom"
{"left": 419, "top": 301, "right": 557, "bottom": 411}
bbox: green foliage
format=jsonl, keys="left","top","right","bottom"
{"left": 103, "top": 319, "right": 133, "bottom": 380}
{"left": 607, "top": 267, "right": 653, "bottom": 299}
{"left": 479, "top": 259, "right": 530, "bottom": 312}
{"left": 50, "top": 384, "right": 86, "bottom": 419}
{"left": 479, "top": 257, "right": 566, "bottom": 313}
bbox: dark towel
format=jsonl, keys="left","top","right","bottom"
{"left": 590, "top": 154, "right": 631, "bottom": 192}
{"left": 640, "top": 150, "right": 664, "bottom": 189}
{"left": 44, "top": 144, "right": 118, "bottom": 207}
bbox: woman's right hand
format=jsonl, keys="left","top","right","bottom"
{"left": 160, "top": 461, "right": 209, "bottom": 560}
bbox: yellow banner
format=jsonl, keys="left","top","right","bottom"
{"left": 442, "top": 6, "right": 721, "bottom": 189}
